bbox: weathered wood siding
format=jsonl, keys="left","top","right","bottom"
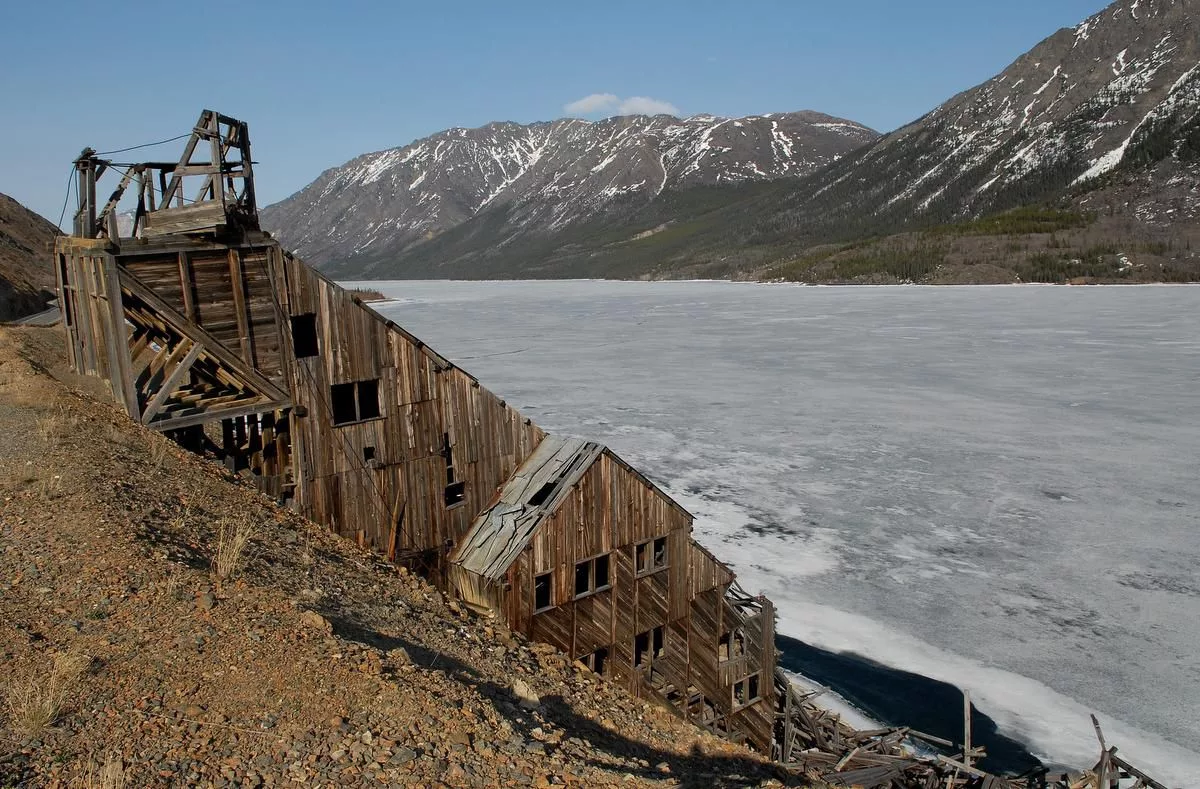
{"left": 497, "top": 448, "right": 775, "bottom": 752}
{"left": 276, "top": 254, "right": 544, "bottom": 559}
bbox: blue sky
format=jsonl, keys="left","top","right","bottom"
{"left": 1, "top": 0, "right": 1111, "bottom": 225}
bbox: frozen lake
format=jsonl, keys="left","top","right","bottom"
{"left": 361, "top": 281, "right": 1200, "bottom": 784}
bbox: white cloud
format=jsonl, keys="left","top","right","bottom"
{"left": 617, "top": 96, "right": 680, "bottom": 116}
{"left": 564, "top": 93, "right": 620, "bottom": 114}
{"left": 563, "top": 93, "right": 681, "bottom": 118}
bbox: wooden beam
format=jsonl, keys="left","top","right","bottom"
{"left": 117, "top": 266, "right": 289, "bottom": 403}
{"left": 141, "top": 201, "right": 227, "bottom": 238}
{"left": 96, "top": 166, "right": 136, "bottom": 236}
{"left": 1110, "top": 753, "right": 1169, "bottom": 789}
{"left": 149, "top": 399, "right": 288, "bottom": 432}
{"left": 934, "top": 754, "right": 990, "bottom": 779}
{"left": 227, "top": 249, "right": 254, "bottom": 364}
{"left": 962, "top": 688, "right": 973, "bottom": 768}
{"left": 160, "top": 111, "right": 207, "bottom": 207}
{"left": 102, "top": 254, "right": 139, "bottom": 418}
{"left": 142, "top": 341, "right": 203, "bottom": 424}
{"left": 162, "top": 163, "right": 244, "bottom": 178}
{"left": 177, "top": 252, "right": 196, "bottom": 321}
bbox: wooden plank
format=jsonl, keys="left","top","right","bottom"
{"left": 142, "top": 341, "right": 203, "bottom": 424}
{"left": 1110, "top": 753, "right": 1169, "bottom": 789}
{"left": 163, "top": 163, "right": 245, "bottom": 178}
{"left": 963, "top": 688, "right": 973, "bottom": 768}
{"left": 141, "top": 201, "right": 227, "bottom": 238}
{"left": 101, "top": 254, "right": 139, "bottom": 418}
{"left": 228, "top": 249, "right": 254, "bottom": 364}
{"left": 178, "top": 252, "right": 197, "bottom": 321}
{"left": 149, "top": 398, "right": 286, "bottom": 432}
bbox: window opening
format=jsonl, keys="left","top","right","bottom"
{"left": 330, "top": 383, "right": 357, "bottom": 425}
{"left": 573, "top": 554, "right": 612, "bottom": 599}
{"left": 330, "top": 379, "right": 381, "bottom": 425}
{"left": 362, "top": 446, "right": 376, "bottom": 462}
{"left": 582, "top": 647, "right": 608, "bottom": 675}
{"left": 534, "top": 572, "right": 552, "bottom": 612}
{"left": 444, "top": 481, "right": 466, "bottom": 508}
{"left": 635, "top": 626, "right": 664, "bottom": 669}
{"left": 357, "top": 379, "right": 380, "bottom": 420}
{"left": 442, "top": 433, "right": 465, "bottom": 508}
{"left": 594, "top": 554, "right": 609, "bottom": 589}
{"left": 58, "top": 255, "right": 73, "bottom": 327}
{"left": 528, "top": 481, "right": 557, "bottom": 507}
{"left": 732, "top": 673, "right": 762, "bottom": 710}
{"left": 635, "top": 536, "right": 669, "bottom": 575}
{"left": 718, "top": 629, "right": 746, "bottom": 662}
{"left": 290, "top": 313, "right": 318, "bottom": 358}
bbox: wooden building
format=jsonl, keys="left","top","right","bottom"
{"left": 450, "top": 436, "right": 777, "bottom": 749}
{"left": 55, "top": 110, "right": 778, "bottom": 755}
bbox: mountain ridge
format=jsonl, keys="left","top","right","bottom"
{"left": 260, "top": 111, "right": 878, "bottom": 269}
{"left": 264, "top": 0, "right": 1199, "bottom": 283}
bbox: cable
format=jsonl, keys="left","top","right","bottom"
{"left": 94, "top": 132, "right": 190, "bottom": 156}
{"left": 55, "top": 167, "right": 75, "bottom": 233}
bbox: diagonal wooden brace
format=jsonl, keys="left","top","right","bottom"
{"left": 141, "top": 340, "right": 203, "bottom": 424}
{"left": 117, "top": 266, "right": 290, "bottom": 404}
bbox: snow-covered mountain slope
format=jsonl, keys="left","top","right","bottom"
{"left": 260, "top": 111, "right": 877, "bottom": 268}
{"left": 753, "top": 0, "right": 1200, "bottom": 241}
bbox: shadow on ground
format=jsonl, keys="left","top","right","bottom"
{"left": 328, "top": 613, "right": 805, "bottom": 788}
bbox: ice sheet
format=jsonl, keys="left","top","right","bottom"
{"left": 361, "top": 280, "right": 1200, "bottom": 785}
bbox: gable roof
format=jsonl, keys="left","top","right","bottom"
{"left": 452, "top": 436, "right": 605, "bottom": 581}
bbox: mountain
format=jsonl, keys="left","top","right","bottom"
{"left": 260, "top": 112, "right": 878, "bottom": 272}
{"left": 0, "top": 193, "right": 58, "bottom": 321}
{"left": 746, "top": 0, "right": 1200, "bottom": 245}
{"left": 265, "top": 0, "right": 1199, "bottom": 283}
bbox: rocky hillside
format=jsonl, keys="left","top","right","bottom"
{"left": 0, "top": 325, "right": 799, "bottom": 788}
{"left": 0, "top": 193, "right": 58, "bottom": 321}
{"left": 260, "top": 112, "right": 877, "bottom": 271}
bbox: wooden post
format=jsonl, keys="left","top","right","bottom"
{"left": 102, "top": 254, "right": 139, "bottom": 418}
{"left": 228, "top": 249, "right": 254, "bottom": 365}
{"left": 178, "top": 252, "right": 196, "bottom": 321}
{"left": 962, "top": 688, "right": 973, "bottom": 769}
{"left": 141, "top": 341, "right": 203, "bottom": 424}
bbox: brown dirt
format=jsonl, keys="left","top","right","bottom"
{"left": 0, "top": 326, "right": 810, "bottom": 788}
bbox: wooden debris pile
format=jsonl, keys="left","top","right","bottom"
{"left": 773, "top": 673, "right": 1176, "bottom": 789}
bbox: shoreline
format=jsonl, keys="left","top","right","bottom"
{"left": 775, "top": 634, "right": 1047, "bottom": 777}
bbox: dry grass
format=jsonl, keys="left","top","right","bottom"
{"left": 211, "top": 516, "right": 257, "bottom": 581}
{"left": 5, "top": 652, "right": 92, "bottom": 734}
{"left": 37, "top": 472, "right": 64, "bottom": 499}
{"left": 72, "top": 753, "right": 126, "bottom": 789}
{"left": 35, "top": 404, "right": 80, "bottom": 445}
{"left": 35, "top": 413, "right": 60, "bottom": 442}
{"left": 148, "top": 438, "right": 172, "bottom": 469}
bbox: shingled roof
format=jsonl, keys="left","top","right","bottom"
{"left": 451, "top": 436, "right": 604, "bottom": 582}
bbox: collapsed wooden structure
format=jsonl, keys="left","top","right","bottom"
{"left": 54, "top": 111, "right": 1175, "bottom": 789}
